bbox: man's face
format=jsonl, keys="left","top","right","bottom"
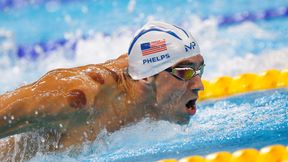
{"left": 154, "top": 54, "right": 204, "bottom": 124}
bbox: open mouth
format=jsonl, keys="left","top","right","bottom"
{"left": 185, "top": 99, "right": 197, "bottom": 115}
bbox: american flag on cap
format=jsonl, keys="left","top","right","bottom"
{"left": 140, "top": 39, "right": 167, "bottom": 56}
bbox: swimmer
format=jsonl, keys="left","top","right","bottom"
{"left": 0, "top": 21, "right": 204, "bottom": 160}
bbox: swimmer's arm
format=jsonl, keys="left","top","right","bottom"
{"left": 0, "top": 134, "right": 39, "bottom": 161}
{"left": 0, "top": 121, "right": 101, "bottom": 161}
{"left": 0, "top": 67, "right": 102, "bottom": 139}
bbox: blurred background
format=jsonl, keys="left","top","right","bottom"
{"left": 0, "top": 1, "right": 288, "bottom": 162}
{"left": 0, "top": 0, "right": 287, "bottom": 93}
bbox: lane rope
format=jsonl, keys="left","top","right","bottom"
{"left": 158, "top": 144, "right": 288, "bottom": 162}
{"left": 199, "top": 69, "right": 288, "bottom": 101}
{"left": 1, "top": 6, "right": 287, "bottom": 59}
{"left": 217, "top": 6, "right": 288, "bottom": 26}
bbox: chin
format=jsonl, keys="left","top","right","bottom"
{"left": 174, "top": 113, "right": 191, "bottom": 125}
{"left": 157, "top": 102, "right": 192, "bottom": 125}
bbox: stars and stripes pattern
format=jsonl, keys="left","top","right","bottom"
{"left": 140, "top": 39, "right": 167, "bottom": 56}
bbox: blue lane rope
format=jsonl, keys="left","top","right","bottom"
{"left": 217, "top": 7, "right": 288, "bottom": 26}
{"left": 0, "top": 0, "right": 78, "bottom": 10}
{"left": 16, "top": 38, "right": 74, "bottom": 59}
{"left": 5, "top": 6, "right": 288, "bottom": 60}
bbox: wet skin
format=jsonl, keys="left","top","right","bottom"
{"left": 0, "top": 53, "right": 204, "bottom": 160}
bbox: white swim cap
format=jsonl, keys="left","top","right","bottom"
{"left": 128, "top": 21, "right": 200, "bottom": 80}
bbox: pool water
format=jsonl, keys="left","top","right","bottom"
{"left": 0, "top": 0, "right": 288, "bottom": 161}
{"left": 1, "top": 0, "right": 288, "bottom": 44}
{"left": 28, "top": 88, "right": 288, "bottom": 162}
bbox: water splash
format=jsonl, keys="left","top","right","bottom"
{"left": 25, "top": 89, "right": 288, "bottom": 162}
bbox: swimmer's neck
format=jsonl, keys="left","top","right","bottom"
{"left": 96, "top": 75, "right": 158, "bottom": 133}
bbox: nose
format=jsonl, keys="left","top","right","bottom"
{"left": 188, "top": 75, "right": 204, "bottom": 93}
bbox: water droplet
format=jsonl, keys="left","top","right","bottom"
{"left": 83, "top": 132, "right": 88, "bottom": 138}
{"left": 11, "top": 115, "right": 14, "bottom": 120}
{"left": 59, "top": 123, "right": 63, "bottom": 128}
{"left": 35, "top": 111, "right": 38, "bottom": 115}
{"left": 3, "top": 116, "right": 7, "bottom": 120}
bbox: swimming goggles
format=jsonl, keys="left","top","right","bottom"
{"left": 165, "top": 64, "right": 205, "bottom": 81}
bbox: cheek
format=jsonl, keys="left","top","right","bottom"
{"left": 156, "top": 75, "right": 188, "bottom": 103}
{"left": 167, "top": 76, "right": 188, "bottom": 91}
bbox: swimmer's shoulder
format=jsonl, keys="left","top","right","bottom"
{"left": 99, "top": 53, "right": 128, "bottom": 70}
{"left": 35, "top": 53, "right": 128, "bottom": 86}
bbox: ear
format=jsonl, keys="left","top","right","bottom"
{"left": 140, "top": 76, "right": 155, "bottom": 84}
{"left": 138, "top": 76, "right": 157, "bottom": 99}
